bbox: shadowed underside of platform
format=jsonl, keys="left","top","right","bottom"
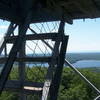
{"left": 0, "top": 0, "right": 100, "bottom": 24}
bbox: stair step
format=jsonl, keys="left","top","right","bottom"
{"left": 2, "top": 80, "right": 43, "bottom": 95}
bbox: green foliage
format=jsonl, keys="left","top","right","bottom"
{"left": 58, "top": 67, "right": 100, "bottom": 100}
{"left": 9, "top": 66, "right": 19, "bottom": 80}
{"left": 0, "top": 91, "right": 18, "bottom": 100}
{"left": 26, "top": 66, "right": 47, "bottom": 82}
{"left": 0, "top": 67, "right": 100, "bottom": 100}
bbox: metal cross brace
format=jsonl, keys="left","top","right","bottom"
{"left": 29, "top": 23, "right": 100, "bottom": 95}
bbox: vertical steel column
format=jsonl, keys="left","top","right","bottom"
{"left": 0, "top": 12, "right": 31, "bottom": 94}
{"left": 49, "top": 19, "right": 69, "bottom": 100}
{"left": 49, "top": 36, "right": 69, "bottom": 100}
{"left": 41, "top": 20, "right": 66, "bottom": 100}
{"left": 41, "top": 35, "right": 61, "bottom": 100}
{"left": 18, "top": 32, "right": 27, "bottom": 100}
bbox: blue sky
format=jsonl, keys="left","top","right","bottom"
{"left": 65, "top": 18, "right": 100, "bottom": 53}
{"left": 0, "top": 18, "right": 100, "bottom": 53}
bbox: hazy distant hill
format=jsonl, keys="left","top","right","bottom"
{"left": 1, "top": 52, "right": 99, "bottom": 66}
{"left": 66, "top": 53, "right": 100, "bottom": 63}
{"left": 27, "top": 53, "right": 100, "bottom": 64}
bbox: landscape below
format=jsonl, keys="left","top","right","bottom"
{"left": 0, "top": 52, "right": 100, "bottom": 100}
{"left": 0, "top": 67, "right": 100, "bottom": 100}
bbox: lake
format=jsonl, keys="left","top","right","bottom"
{"left": 72, "top": 60, "right": 100, "bottom": 68}
{"left": 26, "top": 60, "right": 100, "bottom": 68}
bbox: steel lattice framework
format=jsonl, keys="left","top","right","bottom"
{"left": 0, "top": 19, "right": 69, "bottom": 100}
{"left": 0, "top": 0, "right": 100, "bottom": 100}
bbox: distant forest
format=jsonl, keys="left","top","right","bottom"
{"left": 0, "top": 67, "right": 100, "bottom": 100}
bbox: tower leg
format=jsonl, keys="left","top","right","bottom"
{"left": 49, "top": 36, "right": 69, "bottom": 100}
{"left": 41, "top": 20, "right": 68, "bottom": 100}
{"left": 0, "top": 12, "right": 31, "bottom": 94}
{"left": 19, "top": 39, "right": 27, "bottom": 100}
{"left": 41, "top": 35, "right": 61, "bottom": 100}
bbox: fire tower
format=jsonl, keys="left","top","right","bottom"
{"left": 0, "top": 0, "right": 100, "bottom": 100}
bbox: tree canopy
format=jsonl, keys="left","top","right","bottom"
{"left": 0, "top": 67, "right": 100, "bottom": 100}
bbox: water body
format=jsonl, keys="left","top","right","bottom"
{"left": 1, "top": 53, "right": 100, "bottom": 68}
{"left": 73, "top": 60, "right": 100, "bottom": 68}
{"left": 26, "top": 60, "right": 100, "bottom": 68}
{"left": 0, "top": 60, "right": 100, "bottom": 69}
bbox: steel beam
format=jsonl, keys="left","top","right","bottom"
{"left": 0, "top": 56, "right": 51, "bottom": 64}
{"left": 5, "top": 33, "right": 61, "bottom": 43}
{"left": 4, "top": 80, "right": 43, "bottom": 89}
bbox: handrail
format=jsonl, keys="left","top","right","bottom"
{"left": 94, "top": 95, "right": 100, "bottom": 100}
{"left": 65, "top": 59, "right": 100, "bottom": 94}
